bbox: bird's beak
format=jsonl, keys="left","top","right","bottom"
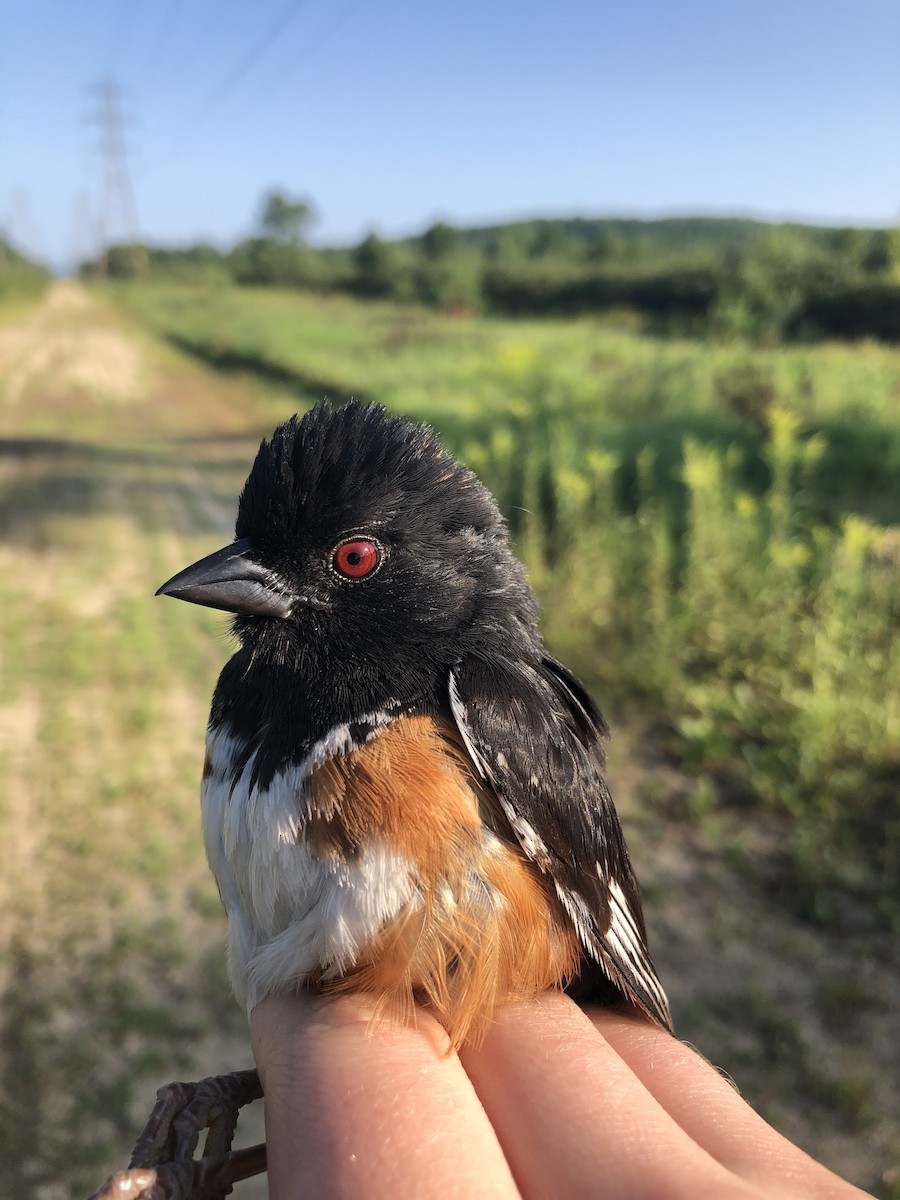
{"left": 156, "top": 538, "right": 298, "bottom": 618}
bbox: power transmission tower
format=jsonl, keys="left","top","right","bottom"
{"left": 87, "top": 77, "right": 146, "bottom": 276}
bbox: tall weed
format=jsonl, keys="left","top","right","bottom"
{"left": 518, "top": 398, "right": 899, "bottom": 925}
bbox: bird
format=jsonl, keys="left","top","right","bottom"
{"left": 92, "top": 399, "right": 671, "bottom": 1199}
{"left": 159, "top": 398, "right": 671, "bottom": 1040}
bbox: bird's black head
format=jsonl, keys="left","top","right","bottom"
{"left": 158, "top": 402, "right": 539, "bottom": 711}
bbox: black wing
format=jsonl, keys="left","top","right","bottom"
{"left": 448, "top": 654, "right": 672, "bottom": 1031}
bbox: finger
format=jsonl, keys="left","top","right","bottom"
{"left": 460, "top": 993, "right": 752, "bottom": 1200}
{"left": 250, "top": 992, "right": 521, "bottom": 1200}
{"left": 590, "top": 1010, "right": 871, "bottom": 1200}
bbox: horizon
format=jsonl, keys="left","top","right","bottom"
{"left": 16, "top": 207, "right": 897, "bottom": 274}
{"left": 2, "top": 0, "right": 898, "bottom": 270}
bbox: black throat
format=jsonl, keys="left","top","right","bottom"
{"left": 209, "top": 625, "right": 444, "bottom": 791}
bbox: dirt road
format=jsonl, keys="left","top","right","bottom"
{"left": 0, "top": 282, "right": 270, "bottom": 1198}
{"left": 0, "top": 279, "right": 142, "bottom": 406}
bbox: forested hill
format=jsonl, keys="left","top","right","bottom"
{"left": 407, "top": 214, "right": 778, "bottom": 254}
{"left": 86, "top": 197, "right": 900, "bottom": 343}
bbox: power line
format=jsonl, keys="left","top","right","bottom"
{"left": 238, "top": 0, "right": 365, "bottom": 118}
{"left": 141, "top": 0, "right": 238, "bottom": 97}
{"left": 141, "top": 0, "right": 310, "bottom": 175}
{"left": 198, "top": 0, "right": 310, "bottom": 116}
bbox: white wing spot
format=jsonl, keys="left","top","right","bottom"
{"left": 554, "top": 883, "right": 601, "bottom": 956}
{"left": 606, "top": 879, "right": 671, "bottom": 1019}
{"left": 448, "top": 668, "right": 494, "bottom": 783}
{"left": 503, "top": 806, "right": 551, "bottom": 868}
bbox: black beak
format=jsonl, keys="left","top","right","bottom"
{"left": 156, "top": 538, "right": 298, "bottom": 618}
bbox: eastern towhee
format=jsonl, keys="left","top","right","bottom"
{"left": 94, "top": 399, "right": 671, "bottom": 1198}
{"left": 159, "top": 399, "right": 671, "bottom": 1041}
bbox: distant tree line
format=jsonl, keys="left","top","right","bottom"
{"left": 84, "top": 190, "right": 900, "bottom": 344}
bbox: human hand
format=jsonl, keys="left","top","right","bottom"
{"left": 250, "top": 991, "right": 871, "bottom": 1200}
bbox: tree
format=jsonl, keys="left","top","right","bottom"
{"left": 353, "top": 232, "right": 398, "bottom": 297}
{"left": 259, "top": 190, "right": 314, "bottom": 245}
{"left": 101, "top": 242, "right": 148, "bottom": 278}
{"left": 528, "top": 220, "right": 567, "bottom": 259}
{"left": 586, "top": 228, "right": 625, "bottom": 263}
{"left": 862, "top": 227, "right": 900, "bottom": 277}
{"left": 483, "top": 227, "right": 526, "bottom": 262}
{"left": 231, "top": 237, "right": 309, "bottom": 288}
{"left": 421, "top": 221, "right": 458, "bottom": 261}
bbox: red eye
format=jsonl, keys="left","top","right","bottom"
{"left": 333, "top": 538, "right": 380, "bottom": 579}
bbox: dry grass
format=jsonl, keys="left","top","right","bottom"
{"left": 0, "top": 285, "right": 274, "bottom": 1198}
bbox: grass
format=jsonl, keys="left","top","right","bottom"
{"left": 0, "top": 290, "right": 269, "bottom": 1197}
{"left": 0, "top": 449, "right": 245, "bottom": 1196}
{"left": 1, "top": 282, "right": 897, "bottom": 1197}
{"left": 112, "top": 281, "right": 900, "bottom": 929}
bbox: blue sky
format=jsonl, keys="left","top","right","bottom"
{"left": 1, "top": 0, "right": 898, "bottom": 268}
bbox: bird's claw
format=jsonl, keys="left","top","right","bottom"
{"left": 89, "top": 1070, "right": 265, "bottom": 1200}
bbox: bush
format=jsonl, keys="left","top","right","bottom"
{"left": 481, "top": 262, "right": 718, "bottom": 321}
{"left": 0, "top": 239, "right": 49, "bottom": 298}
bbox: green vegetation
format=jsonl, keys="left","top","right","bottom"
{"left": 2, "top": 281, "right": 897, "bottom": 1196}
{"left": 113, "top": 282, "right": 900, "bottom": 929}
{"left": 0, "top": 237, "right": 49, "bottom": 302}
{"left": 0, "top": 301, "right": 254, "bottom": 1193}
{"left": 87, "top": 193, "right": 900, "bottom": 342}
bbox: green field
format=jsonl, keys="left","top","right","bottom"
{"left": 115, "top": 281, "right": 900, "bottom": 925}
{"left": 1, "top": 281, "right": 897, "bottom": 1197}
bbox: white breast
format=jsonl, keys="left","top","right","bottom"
{"left": 202, "top": 722, "right": 419, "bottom": 1013}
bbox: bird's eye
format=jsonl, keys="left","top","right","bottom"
{"left": 332, "top": 538, "right": 380, "bottom": 579}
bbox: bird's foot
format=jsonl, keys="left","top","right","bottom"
{"left": 89, "top": 1068, "right": 265, "bottom": 1200}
